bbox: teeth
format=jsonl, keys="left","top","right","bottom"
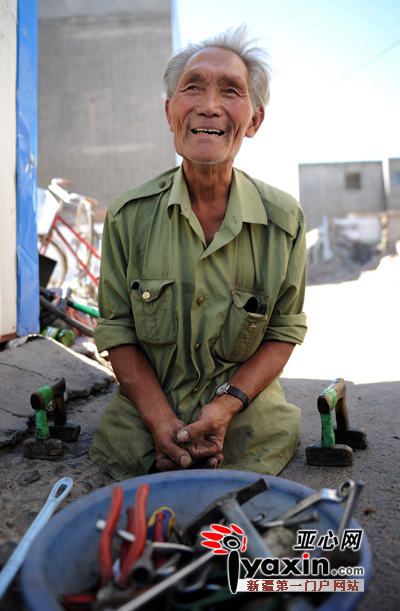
{"left": 192, "top": 129, "right": 223, "bottom": 135}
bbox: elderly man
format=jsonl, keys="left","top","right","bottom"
{"left": 89, "top": 26, "right": 307, "bottom": 480}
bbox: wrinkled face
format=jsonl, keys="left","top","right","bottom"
{"left": 165, "top": 47, "right": 264, "bottom": 166}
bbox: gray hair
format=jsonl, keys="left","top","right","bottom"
{"left": 163, "top": 24, "right": 271, "bottom": 109}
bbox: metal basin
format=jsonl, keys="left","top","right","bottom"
{"left": 21, "top": 470, "right": 372, "bottom": 611}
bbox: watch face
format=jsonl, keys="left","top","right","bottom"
{"left": 216, "top": 382, "right": 230, "bottom": 394}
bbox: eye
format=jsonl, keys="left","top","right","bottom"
{"left": 225, "top": 88, "right": 238, "bottom": 95}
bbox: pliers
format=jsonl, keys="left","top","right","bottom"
{"left": 117, "top": 483, "right": 150, "bottom": 587}
{"left": 63, "top": 485, "right": 124, "bottom": 610}
{"left": 98, "top": 485, "right": 124, "bottom": 588}
{"left": 64, "top": 483, "right": 150, "bottom": 609}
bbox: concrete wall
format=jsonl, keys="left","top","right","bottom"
{"left": 0, "top": 0, "right": 18, "bottom": 340}
{"left": 388, "top": 158, "right": 400, "bottom": 210}
{"left": 299, "top": 161, "right": 386, "bottom": 231}
{"left": 37, "top": 0, "right": 175, "bottom": 219}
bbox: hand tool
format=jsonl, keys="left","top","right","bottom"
{"left": 147, "top": 506, "right": 175, "bottom": 541}
{"left": 176, "top": 562, "right": 212, "bottom": 593}
{"left": 153, "top": 510, "right": 167, "bottom": 569}
{"left": 66, "top": 296, "right": 99, "bottom": 318}
{"left": 99, "top": 486, "right": 124, "bottom": 589}
{"left": 306, "top": 378, "right": 368, "bottom": 466}
{"left": 176, "top": 478, "right": 269, "bottom": 545}
{"left": 129, "top": 506, "right": 176, "bottom": 587}
{"left": 128, "top": 541, "right": 154, "bottom": 587}
{"left": 252, "top": 510, "right": 320, "bottom": 532}
{"left": 219, "top": 496, "right": 274, "bottom": 592}
{"left": 220, "top": 496, "right": 273, "bottom": 559}
{"left": 63, "top": 592, "right": 97, "bottom": 611}
{"left": 307, "top": 481, "right": 364, "bottom": 574}
{"left": 96, "top": 520, "right": 195, "bottom": 554}
{"left": 119, "top": 507, "right": 135, "bottom": 571}
{"left": 268, "top": 479, "right": 356, "bottom": 523}
{"left": 66, "top": 487, "right": 124, "bottom": 609}
{"left": 154, "top": 553, "right": 182, "bottom": 578}
{"left": 148, "top": 507, "right": 175, "bottom": 569}
{"left": 0, "top": 477, "right": 73, "bottom": 600}
{"left": 117, "top": 484, "right": 150, "bottom": 587}
{"left": 23, "top": 378, "right": 81, "bottom": 460}
{"left": 40, "top": 294, "right": 95, "bottom": 337}
{"left": 102, "top": 551, "right": 215, "bottom": 611}
{"left": 336, "top": 480, "right": 364, "bottom": 541}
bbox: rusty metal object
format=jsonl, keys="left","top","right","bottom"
{"left": 175, "top": 478, "right": 269, "bottom": 545}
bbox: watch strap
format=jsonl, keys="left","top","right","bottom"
{"left": 217, "top": 384, "right": 250, "bottom": 411}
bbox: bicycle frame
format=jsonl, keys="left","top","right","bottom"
{"left": 39, "top": 213, "right": 101, "bottom": 286}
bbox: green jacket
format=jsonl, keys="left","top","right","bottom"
{"left": 90, "top": 166, "right": 307, "bottom": 480}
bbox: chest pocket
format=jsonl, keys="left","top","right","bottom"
{"left": 212, "top": 289, "right": 270, "bottom": 363}
{"left": 130, "top": 278, "right": 177, "bottom": 346}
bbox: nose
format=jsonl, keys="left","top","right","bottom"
{"left": 196, "top": 87, "right": 222, "bottom": 117}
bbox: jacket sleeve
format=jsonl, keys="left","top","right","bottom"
{"left": 94, "top": 208, "right": 139, "bottom": 352}
{"left": 264, "top": 214, "right": 308, "bottom": 345}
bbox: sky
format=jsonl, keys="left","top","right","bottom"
{"left": 175, "top": 0, "right": 400, "bottom": 198}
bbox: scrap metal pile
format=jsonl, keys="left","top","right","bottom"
{"left": 61, "top": 478, "right": 363, "bottom": 611}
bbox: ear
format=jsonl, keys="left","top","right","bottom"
{"left": 245, "top": 106, "right": 265, "bottom": 139}
{"left": 165, "top": 99, "right": 174, "bottom": 133}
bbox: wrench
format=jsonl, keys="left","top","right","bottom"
{"left": 260, "top": 479, "right": 356, "bottom": 525}
{"left": 253, "top": 510, "right": 320, "bottom": 532}
{"left": 0, "top": 477, "right": 73, "bottom": 600}
{"left": 336, "top": 480, "right": 364, "bottom": 541}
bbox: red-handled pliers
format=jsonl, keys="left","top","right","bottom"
{"left": 98, "top": 485, "right": 124, "bottom": 587}
{"left": 117, "top": 483, "right": 150, "bottom": 586}
{"left": 63, "top": 485, "right": 124, "bottom": 610}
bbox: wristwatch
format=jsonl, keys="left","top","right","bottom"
{"left": 214, "top": 382, "right": 250, "bottom": 411}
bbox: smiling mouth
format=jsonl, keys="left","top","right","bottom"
{"left": 191, "top": 128, "right": 224, "bottom": 136}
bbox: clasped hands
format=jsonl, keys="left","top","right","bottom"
{"left": 154, "top": 399, "right": 239, "bottom": 471}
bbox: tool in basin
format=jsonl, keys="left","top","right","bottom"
{"left": 102, "top": 550, "right": 215, "bottom": 611}
{"left": 308, "top": 481, "right": 364, "bottom": 571}
{"left": 96, "top": 520, "right": 195, "bottom": 555}
{"left": 306, "top": 378, "right": 368, "bottom": 467}
{"left": 98, "top": 485, "right": 124, "bottom": 589}
{"left": 253, "top": 510, "right": 320, "bottom": 531}
{"left": 176, "top": 478, "right": 269, "bottom": 545}
{"left": 337, "top": 480, "right": 364, "bottom": 542}
{"left": 0, "top": 477, "right": 73, "bottom": 600}
{"left": 266, "top": 479, "right": 356, "bottom": 523}
{"left": 117, "top": 484, "right": 150, "bottom": 587}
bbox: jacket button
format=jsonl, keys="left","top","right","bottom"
{"left": 195, "top": 343, "right": 201, "bottom": 350}
{"left": 142, "top": 291, "right": 151, "bottom": 300}
{"left": 197, "top": 296, "right": 205, "bottom": 305}
{"left": 159, "top": 180, "right": 166, "bottom": 188}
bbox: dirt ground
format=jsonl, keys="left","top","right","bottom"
{"left": 0, "top": 249, "right": 399, "bottom": 611}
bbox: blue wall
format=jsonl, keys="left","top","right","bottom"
{"left": 16, "top": 0, "right": 39, "bottom": 335}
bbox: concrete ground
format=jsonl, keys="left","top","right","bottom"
{"left": 0, "top": 252, "right": 399, "bottom": 610}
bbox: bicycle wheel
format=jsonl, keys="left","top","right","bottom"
{"left": 75, "top": 199, "right": 93, "bottom": 268}
{"left": 39, "top": 237, "right": 68, "bottom": 288}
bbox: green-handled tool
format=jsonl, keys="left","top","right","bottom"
{"left": 23, "top": 378, "right": 81, "bottom": 460}
{"left": 306, "top": 378, "right": 368, "bottom": 467}
{"left": 67, "top": 297, "right": 99, "bottom": 318}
